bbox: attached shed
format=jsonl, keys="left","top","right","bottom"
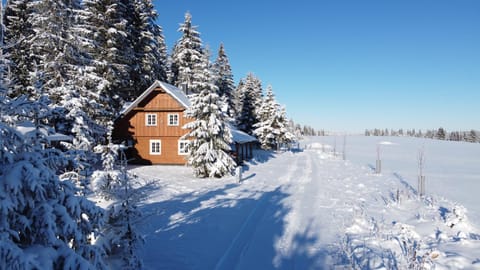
{"left": 230, "top": 128, "right": 258, "bottom": 164}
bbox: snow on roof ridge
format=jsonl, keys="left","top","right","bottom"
{"left": 120, "top": 80, "right": 191, "bottom": 116}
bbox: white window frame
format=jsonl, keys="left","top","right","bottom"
{"left": 178, "top": 140, "right": 190, "bottom": 155}
{"left": 168, "top": 113, "right": 179, "bottom": 126}
{"left": 146, "top": 113, "right": 157, "bottom": 126}
{"left": 149, "top": 139, "right": 161, "bottom": 155}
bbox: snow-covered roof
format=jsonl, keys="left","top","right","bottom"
{"left": 120, "top": 81, "right": 191, "bottom": 116}
{"left": 231, "top": 128, "right": 257, "bottom": 144}
{"left": 16, "top": 121, "right": 73, "bottom": 142}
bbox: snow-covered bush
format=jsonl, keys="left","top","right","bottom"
{"left": 95, "top": 150, "right": 147, "bottom": 269}
{"left": 0, "top": 122, "right": 107, "bottom": 269}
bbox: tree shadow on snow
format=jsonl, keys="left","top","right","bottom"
{"left": 271, "top": 220, "right": 332, "bottom": 270}
{"left": 138, "top": 183, "right": 334, "bottom": 269}
{"left": 247, "top": 149, "right": 276, "bottom": 165}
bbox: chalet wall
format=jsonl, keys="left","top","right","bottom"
{"left": 135, "top": 137, "right": 188, "bottom": 165}
{"left": 127, "top": 111, "right": 190, "bottom": 137}
{"left": 114, "top": 87, "right": 193, "bottom": 165}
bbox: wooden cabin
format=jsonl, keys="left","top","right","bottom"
{"left": 113, "top": 81, "right": 193, "bottom": 165}
{"left": 113, "top": 80, "right": 258, "bottom": 165}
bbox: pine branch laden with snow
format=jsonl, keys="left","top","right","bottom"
{"left": 181, "top": 59, "right": 236, "bottom": 178}
{"left": 0, "top": 123, "right": 107, "bottom": 269}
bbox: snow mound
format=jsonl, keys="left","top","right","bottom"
{"left": 378, "top": 141, "right": 397, "bottom": 145}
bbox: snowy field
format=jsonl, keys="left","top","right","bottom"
{"left": 130, "top": 136, "right": 480, "bottom": 269}
{"left": 313, "top": 136, "right": 480, "bottom": 224}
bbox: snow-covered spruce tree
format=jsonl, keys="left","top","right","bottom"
{"left": 254, "top": 86, "right": 295, "bottom": 150}
{"left": 182, "top": 54, "right": 236, "bottom": 178}
{"left": 253, "top": 85, "right": 277, "bottom": 149}
{"left": 436, "top": 127, "right": 446, "bottom": 140}
{"left": 0, "top": 46, "right": 107, "bottom": 269}
{"left": 276, "top": 106, "right": 296, "bottom": 147}
{"left": 0, "top": 115, "right": 108, "bottom": 269}
{"left": 129, "top": 0, "right": 168, "bottom": 97}
{"left": 26, "top": 0, "right": 108, "bottom": 137}
{"left": 170, "top": 12, "right": 204, "bottom": 94}
{"left": 92, "top": 129, "right": 146, "bottom": 269}
{"left": 91, "top": 122, "right": 121, "bottom": 198}
{"left": 3, "top": 0, "right": 36, "bottom": 97}
{"left": 212, "top": 43, "right": 235, "bottom": 117}
{"left": 59, "top": 86, "right": 106, "bottom": 193}
{"left": 81, "top": 0, "right": 134, "bottom": 116}
{"left": 235, "top": 73, "right": 263, "bottom": 135}
{"left": 468, "top": 130, "right": 478, "bottom": 143}
{"left": 98, "top": 151, "right": 145, "bottom": 269}
{"left": 27, "top": 0, "right": 109, "bottom": 190}
{"left": 27, "top": 0, "right": 80, "bottom": 103}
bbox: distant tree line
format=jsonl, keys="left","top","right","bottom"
{"left": 287, "top": 120, "right": 324, "bottom": 137}
{"left": 364, "top": 128, "right": 479, "bottom": 143}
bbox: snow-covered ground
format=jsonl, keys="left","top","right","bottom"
{"left": 131, "top": 136, "right": 480, "bottom": 269}
{"left": 313, "top": 136, "right": 480, "bottom": 224}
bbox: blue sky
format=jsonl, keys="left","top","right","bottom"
{"left": 154, "top": 0, "right": 480, "bottom": 133}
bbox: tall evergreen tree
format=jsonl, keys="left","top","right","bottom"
{"left": 27, "top": 0, "right": 80, "bottom": 102}
{"left": 3, "top": 0, "right": 36, "bottom": 96}
{"left": 27, "top": 0, "right": 108, "bottom": 146}
{"left": 276, "top": 105, "right": 296, "bottom": 146}
{"left": 212, "top": 43, "right": 235, "bottom": 117}
{"left": 253, "top": 85, "right": 277, "bottom": 149}
{"left": 254, "top": 86, "right": 295, "bottom": 149}
{"left": 0, "top": 25, "right": 107, "bottom": 267}
{"left": 467, "top": 130, "right": 477, "bottom": 143}
{"left": 236, "top": 73, "right": 263, "bottom": 135}
{"left": 82, "top": 0, "right": 134, "bottom": 112}
{"left": 436, "top": 127, "right": 446, "bottom": 140}
{"left": 181, "top": 54, "right": 235, "bottom": 178}
{"left": 129, "top": 0, "right": 168, "bottom": 97}
{"left": 170, "top": 12, "right": 204, "bottom": 94}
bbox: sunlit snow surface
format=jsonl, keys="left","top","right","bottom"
{"left": 129, "top": 136, "right": 480, "bottom": 269}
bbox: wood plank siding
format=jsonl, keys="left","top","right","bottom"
{"left": 113, "top": 84, "right": 193, "bottom": 165}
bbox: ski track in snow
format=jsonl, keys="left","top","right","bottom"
{"left": 132, "top": 137, "right": 480, "bottom": 270}
{"left": 214, "top": 154, "right": 301, "bottom": 270}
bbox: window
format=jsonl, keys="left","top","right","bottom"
{"left": 178, "top": 140, "right": 190, "bottom": 155}
{"left": 168, "top": 113, "right": 179, "bottom": 126}
{"left": 149, "top": 140, "right": 161, "bottom": 155}
{"left": 146, "top": 114, "right": 157, "bottom": 126}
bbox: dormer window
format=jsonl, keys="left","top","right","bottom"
{"left": 146, "top": 114, "right": 157, "bottom": 126}
{"left": 168, "top": 113, "right": 179, "bottom": 126}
